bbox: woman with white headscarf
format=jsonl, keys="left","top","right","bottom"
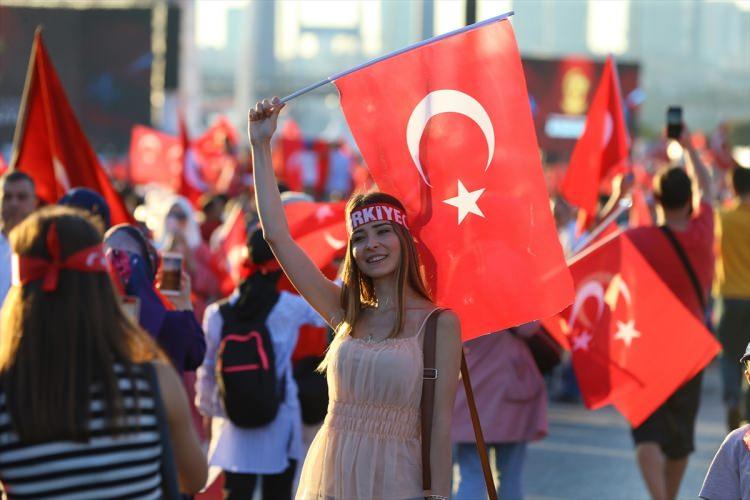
{"left": 158, "top": 195, "right": 221, "bottom": 321}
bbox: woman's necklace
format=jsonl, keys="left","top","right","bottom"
{"left": 364, "top": 332, "right": 385, "bottom": 343}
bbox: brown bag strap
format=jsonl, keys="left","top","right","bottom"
{"left": 460, "top": 351, "right": 497, "bottom": 500}
{"left": 420, "top": 310, "right": 496, "bottom": 500}
{"left": 420, "top": 309, "right": 440, "bottom": 495}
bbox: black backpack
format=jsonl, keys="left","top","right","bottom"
{"left": 217, "top": 298, "right": 284, "bottom": 428}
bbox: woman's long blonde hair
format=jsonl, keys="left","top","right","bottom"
{"left": 335, "top": 192, "right": 432, "bottom": 341}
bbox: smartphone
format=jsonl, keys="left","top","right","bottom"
{"left": 121, "top": 296, "right": 141, "bottom": 322}
{"left": 667, "top": 106, "right": 683, "bottom": 140}
{"left": 159, "top": 252, "right": 183, "bottom": 296}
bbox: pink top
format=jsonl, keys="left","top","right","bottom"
{"left": 296, "top": 310, "right": 438, "bottom": 500}
{"left": 452, "top": 331, "right": 547, "bottom": 443}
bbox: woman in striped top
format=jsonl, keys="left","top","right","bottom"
{"left": 0, "top": 206, "right": 207, "bottom": 499}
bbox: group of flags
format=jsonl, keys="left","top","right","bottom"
{"left": 129, "top": 115, "right": 239, "bottom": 205}
{"left": 8, "top": 17, "right": 720, "bottom": 427}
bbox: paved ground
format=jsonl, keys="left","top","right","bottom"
{"left": 521, "top": 362, "right": 726, "bottom": 500}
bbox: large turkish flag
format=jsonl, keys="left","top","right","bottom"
{"left": 334, "top": 18, "right": 573, "bottom": 340}
{"left": 561, "top": 56, "right": 629, "bottom": 215}
{"left": 10, "top": 31, "right": 133, "bottom": 225}
{"left": 552, "top": 232, "right": 719, "bottom": 426}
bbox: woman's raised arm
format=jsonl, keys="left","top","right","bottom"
{"left": 248, "top": 97, "right": 343, "bottom": 326}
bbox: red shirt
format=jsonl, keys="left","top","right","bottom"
{"left": 626, "top": 202, "right": 714, "bottom": 320}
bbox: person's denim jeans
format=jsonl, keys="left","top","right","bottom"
{"left": 454, "top": 442, "right": 527, "bottom": 500}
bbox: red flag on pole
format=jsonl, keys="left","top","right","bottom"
{"left": 10, "top": 29, "right": 133, "bottom": 225}
{"left": 178, "top": 112, "right": 207, "bottom": 207}
{"left": 333, "top": 17, "right": 573, "bottom": 341}
{"left": 548, "top": 232, "right": 719, "bottom": 426}
{"left": 561, "top": 55, "right": 629, "bottom": 215}
{"left": 210, "top": 203, "right": 249, "bottom": 296}
{"left": 193, "top": 116, "right": 239, "bottom": 191}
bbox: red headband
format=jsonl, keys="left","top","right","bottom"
{"left": 11, "top": 223, "right": 108, "bottom": 292}
{"left": 348, "top": 204, "right": 409, "bottom": 233}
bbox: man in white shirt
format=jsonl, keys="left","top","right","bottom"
{"left": 0, "top": 172, "right": 38, "bottom": 305}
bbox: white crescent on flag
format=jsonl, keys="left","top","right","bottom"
{"left": 568, "top": 280, "right": 606, "bottom": 331}
{"left": 406, "top": 89, "right": 495, "bottom": 187}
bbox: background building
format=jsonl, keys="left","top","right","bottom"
{"left": 0, "top": 0, "right": 748, "bottom": 158}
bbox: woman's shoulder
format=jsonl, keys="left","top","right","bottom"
{"left": 435, "top": 309, "right": 460, "bottom": 328}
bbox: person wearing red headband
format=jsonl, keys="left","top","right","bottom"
{"left": 249, "top": 98, "right": 462, "bottom": 500}
{"left": 0, "top": 206, "right": 207, "bottom": 497}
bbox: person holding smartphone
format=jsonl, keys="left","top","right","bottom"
{"left": 156, "top": 196, "right": 221, "bottom": 321}
{"left": 104, "top": 224, "right": 206, "bottom": 375}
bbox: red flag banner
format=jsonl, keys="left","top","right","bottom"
{"left": 285, "top": 201, "right": 348, "bottom": 270}
{"left": 561, "top": 55, "right": 629, "bottom": 214}
{"left": 178, "top": 113, "right": 208, "bottom": 207}
{"left": 129, "top": 125, "right": 182, "bottom": 189}
{"left": 334, "top": 18, "right": 573, "bottom": 341}
{"left": 10, "top": 30, "right": 133, "bottom": 225}
{"left": 193, "top": 116, "right": 239, "bottom": 191}
{"left": 211, "top": 201, "right": 347, "bottom": 295}
{"left": 549, "top": 232, "right": 720, "bottom": 426}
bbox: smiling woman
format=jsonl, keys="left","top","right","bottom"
{"left": 248, "top": 96, "right": 462, "bottom": 500}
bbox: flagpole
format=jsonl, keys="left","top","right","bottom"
{"left": 569, "top": 197, "right": 632, "bottom": 258}
{"left": 280, "top": 11, "right": 514, "bottom": 103}
{"left": 9, "top": 26, "right": 42, "bottom": 170}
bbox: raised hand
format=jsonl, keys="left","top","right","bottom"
{"left": 248, "top": 97, "right": 285, "bottom": 145}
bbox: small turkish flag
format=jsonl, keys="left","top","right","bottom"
{"left": 553, "top": 232, "right": 719, "bottom": 426}
{"left": 10, "top": 30, "right": 133, "bottom": 225}
{"left": 210, "top": 204, "right": 249, "bottom": 295}
{"left": 178, "top": 112, "right": 208, "bottom": 207}
{"left": 561, "top": 55, "right": 629, "bottom": 215}
{"left": 193, "top": 116, "right": 239, "bottom": 191}
{"left": 334, "top": 17, "right": 573, "bottom": 340}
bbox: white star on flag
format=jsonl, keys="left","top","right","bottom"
{"left": 614, "top": 319, "right": 641, "bottom": 347}
{"left": 443, "top": 179, "right": 485, "bottom": 225}
{"left": 315, "top": 205, "right": 334, "bottom": 222}
{"left": 572, "top": 331, "right": 593, "bottom": 351}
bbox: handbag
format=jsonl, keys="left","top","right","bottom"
{"left": 421, "top": 310, "right": 497, "bottom": 500}
{"left": 142, "top": 362, "right": 182, "bottom": 500}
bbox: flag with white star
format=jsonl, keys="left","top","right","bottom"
{"left": 543, "top": 232, "right": 720, "bottom": 426}
{"left": 334, "top": 18, "right": 573, "bottom": 341}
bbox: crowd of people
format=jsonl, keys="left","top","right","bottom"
{"left": 0, "top": 91, "right": 747, "bottom": 500}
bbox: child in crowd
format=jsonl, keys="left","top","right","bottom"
{"left": 699, "top": 341, "right": 750, "bottom": 499}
